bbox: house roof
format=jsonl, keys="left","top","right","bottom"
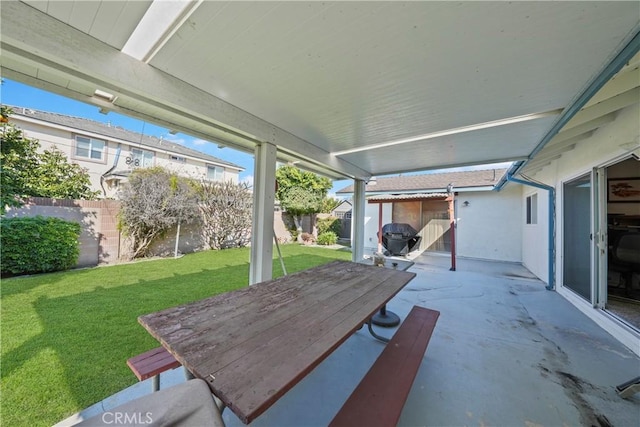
{"left": 331, "top": 199, "right": 353, "bottom": 212}
{"left": 8, "top": 105, "right": 244, "bottom": 171}
{"left": 336, "top": 169, "right": 508, "bottom": 194}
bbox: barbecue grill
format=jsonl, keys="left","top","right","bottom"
{"left": 378, "top": 223, "right": 421, "bottom": 256}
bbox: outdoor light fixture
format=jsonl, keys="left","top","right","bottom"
{"left": 93, "top": 89, "right": 115, "bottom": 102}
{"left": 463, "top": 201, "right": 470, "bottom": 207}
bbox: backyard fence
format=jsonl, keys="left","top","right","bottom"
{"left": 4, "top": 198, "right": 302, "bottom": 267}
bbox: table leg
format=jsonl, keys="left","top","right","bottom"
{"left": 367, "top": 320, "right": 390, "bottom": 343}
{"left": 371, "top": 304, "right": 401, "bottom": 327}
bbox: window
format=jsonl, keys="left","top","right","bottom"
{"left": 207, "top": 165, "right": 224, "bottom": 181}
{"left": 131, "top": 148, "right": 154, "bottom": 168}
{"left": 75, "top": 136, "right": 105, "bottom": 161}
{"left": 169, "top": 154, "right": 186, "bottom": 163}
{"left": 526, "top": 193, "right": 538, "bottom": 224}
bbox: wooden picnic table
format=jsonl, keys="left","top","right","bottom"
{"left": 359, "top": 257, "right": 415, "bottom": 328}
{"left": 138, "top": 260, "right": 416, "bottom": 424}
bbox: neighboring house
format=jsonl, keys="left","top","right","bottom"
{"left": 7, "top": 106, "right": 244, "bottom": 198}
{"left": 330, "top": 199, "right": 353, "bottom": 239}
{"left": 337, "top": 168, "right": 522, "bottom": 262}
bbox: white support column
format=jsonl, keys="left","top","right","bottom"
{"left": 351, "top": 179, "right": 366, "bottom": 262}
{"left": 250, "top": 142, "right": 277, "bottom": 285}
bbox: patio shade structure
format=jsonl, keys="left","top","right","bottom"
{"left": 1, "top": 1, "right": 638, "bottom": 283}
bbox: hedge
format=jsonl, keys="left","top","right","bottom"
{"left": 1, "top": 216, "right": 81, "bottom": 276}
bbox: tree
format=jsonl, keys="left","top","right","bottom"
{"left": 321, "top": 197, "right": 341, "bottom": 214}
{"left": 0, "top": 106, "right": 98, "bottom": 214}
{"left": 30, "top": 146, "right": 99, "bottom": 200}
{"left": 195, "top": 180, "right": 252, "bottom": 250}
{"left": 118, "top": 167, "right": 199, "bottom": 258}
{"left": 1, "top": 106, "right": 39, "bottom": 213}
{"left": 275, "top": 165, "right": 332, "bottom": 240}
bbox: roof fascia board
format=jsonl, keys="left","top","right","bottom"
{"left": 0, "top": 1, "right": 369, "bottom": 180}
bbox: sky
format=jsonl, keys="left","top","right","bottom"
{"left": 1, "top": 78, "right": 510, "bottom": 197}
{"left": 1, "top": 79, "right": 259, "bottom": 185}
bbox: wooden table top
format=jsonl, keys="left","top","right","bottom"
{"left": 138, "top": 260, "right": 416, "bottom": 424}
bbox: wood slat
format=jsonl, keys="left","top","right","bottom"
{"left": 127, "top": 347, "right": 180, "bottom": 381}
{"left": 329, "top": 306, "right": 440, "bottom": 427}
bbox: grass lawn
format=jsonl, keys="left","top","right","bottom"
{"left": 1, "top": 244, "right": 351, "bottom": 427}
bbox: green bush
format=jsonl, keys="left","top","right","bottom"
{"left": 316, "top": 231, "right": 338, "bottom": 245}
{"left": 317, "top": 216, "right": 341, "bottom": 236}
{"left": 1, "top": 216, "right": 81, "bottom": 275}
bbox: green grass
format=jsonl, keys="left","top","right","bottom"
{"left": 1, "top": 244, "right": 351, "bottom": 427}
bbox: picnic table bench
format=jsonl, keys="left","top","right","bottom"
{"left": 330, "top": 305, "right": 440, "bottom": 426}
{"left": 122, "top": 261, "right": 440, "bottom": 425}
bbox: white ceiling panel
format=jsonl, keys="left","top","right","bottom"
{"left": 1, "top": 1, "right": 639, "bottom": 180}
{"left": 151, "top": 2, "right": 638, "bottom": 153}
{"left": 339, "top": 116, "right": 559, "bottom": 175}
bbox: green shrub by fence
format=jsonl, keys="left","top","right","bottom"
{"left": 317, "top": 216, "right": 341, "bottom": 236}
{"left": 317, "top": 231, "right": 338, "bottom": 245}
{"left": 1, "top": 216, "right": 81, "bottom": 275}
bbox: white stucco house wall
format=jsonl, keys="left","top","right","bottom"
{"left": 337, "top": 168, "right": 523, "bottom": 263}
{"left": 6, "top": 106, "right": 244, "bottom": 198}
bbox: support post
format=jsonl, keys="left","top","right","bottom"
{"left": 352, "top": 179, "right": 366, "bottom": 262}
{"left": 447, "top": 194, "right": 456, "bottom": 271}
{"left": 250, "top": 142, "right": 277, "bottom": 285}
{"left": 378, "top": 203, "right": 383, "bottom": 253}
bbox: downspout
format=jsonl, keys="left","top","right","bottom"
{"left": 506, "top": 174, "right": 555, "bottom": 290}
{"left": 100, "top": 144, "right": 122, "bottom": 197}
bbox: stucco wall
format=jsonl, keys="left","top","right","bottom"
{"left": 456, "top": 185, "right": 523, "bottom": 262}
{"left": 364, "top": 203, "right": 392, "bottom": 255}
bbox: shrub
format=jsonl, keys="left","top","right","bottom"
{"left": 195, "top": 180, "right": 252, "bottom": 250}
{"left": 316, "top": 231, "right": 338, "bottom": 246}
{"left": 300, "top": 232, "right": 315, "bottom": 244}
{"left": 118, "top": 167, "right": 198, "bottom": 259}
{"left": 1, "top": 216, "right": 81, "bottom": 275}
{"left": 317, "top": 216, "right": 341, "bottom": 236}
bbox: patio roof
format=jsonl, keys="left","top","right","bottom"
{"left": 1, "top": 1, "right": 638, "bottom": 180}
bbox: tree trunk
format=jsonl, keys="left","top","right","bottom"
{"left": 293, "top": 215, "right": 303, "bottom": 242}
{"left": 311, "top": 213, "right": 318, "bottom": 237}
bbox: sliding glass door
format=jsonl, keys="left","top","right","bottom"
{"left": 563, "top": 174, "right": 592, "bottom": 300}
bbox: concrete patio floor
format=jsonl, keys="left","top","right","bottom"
{"left": 59, "top": 254, "right": 640, "bottom": 426}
